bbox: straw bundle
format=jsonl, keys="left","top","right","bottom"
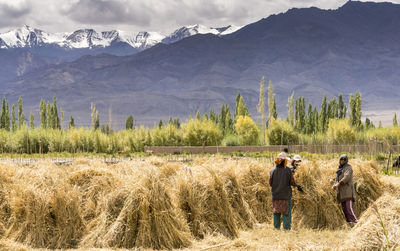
{"left": 0, "top": 156, "right": 392, "bottom": 250}
{"left": 175, "top": 166, "right": 239, "bottom": 239}
{"left": 234, "top": 160, "right": 272, "bottom": 223}
{"left": 6, "top": 183, "right": 83, "bottom": 249}
{"left": 81, "top": 170, "right": 191, "bottom": 249}
{"left": 292, "top": 159, "right": 383, "bottom": 229}
{"left": 349, "top": 193, "right": 400, "bottom": 250}
{"left": 67, "top": 167, "right": 121, "bottom": 221}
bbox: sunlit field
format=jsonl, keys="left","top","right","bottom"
{"left": 0, "top": 156, "right": 398, "bottom": 250}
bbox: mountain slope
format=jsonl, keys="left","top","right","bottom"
{"left": 3, "top": 1, "right": 400, "bottom": 127}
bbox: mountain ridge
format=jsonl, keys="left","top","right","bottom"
{"left": 2, "top": 1, "right": 400, "bottom": 127}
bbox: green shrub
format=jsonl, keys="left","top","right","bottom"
{"left": 182, "top": 119, "right": 222, "bottom": 146}
{"left": 327, "top": 119, "right": 356, "bottom": 144}
{"left": 267, "top": 118, "right": 299, "bottom": 145}
{"left": 222, "top": 134, "right": 241, "bottom": 146}
{"left": 235, "top": 116, "right": 259, "bottom": 145}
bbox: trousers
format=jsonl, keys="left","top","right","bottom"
{"left": 273, "top": 198, "right": 292, "bottom": 230}
{"left": 341, "top": 199, "right": 358, "bottom": 223}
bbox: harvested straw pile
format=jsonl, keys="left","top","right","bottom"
{"left": 81, "top": 168, "right": 191, "bottom": 249}
{"left": 0, "top": 156, "right": 390, "bottom": 250}
{"left": 67, "top": 166, "right": 121, "bottom": 221}
{"left": 175, "top": 166, "right": 240, "bottom": 239}
{"left": 292, "top": 159, "right": 383, "bottom": 229}
{"left": 5, "top": 164, "right": 84, "bottom": 249}
{"left": 348, "top": 193, "right": 400, "bottom": 250}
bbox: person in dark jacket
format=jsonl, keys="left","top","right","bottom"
{"left": 332, "top": 154, "right": 358, "bottom": 227}
{"left": 393, "top": 154, "right": 400, "bottom": 168}
{"left": 269, "top": 152, "right": 303, "bottom": 230}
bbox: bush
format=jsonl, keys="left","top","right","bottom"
{"left": 365, "top": 126, "right": 400, "bottom": 145}
{"left": 327, "top": 119, "right": 356, "bottom": 144}
{"left": 267, "top": 118, "right": 299, "bottom": 145}
{"left": 235, "top": 116, "right": 259, "bottom": 145}
{"left": 222, "top": 134, "right": 241, "bottom": 146}
{"left": 182, "top": 119, "right": 222, "bottom": 146}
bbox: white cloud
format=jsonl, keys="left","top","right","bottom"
{"left": 0, "top": 0, "right": 399, "bottom": 34}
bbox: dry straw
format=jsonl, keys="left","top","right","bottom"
{"left": 0, "top": 156, "right": 395, "bottom": 250}
{"left": 348, "top": 193, "right": 400, "bottom": 250}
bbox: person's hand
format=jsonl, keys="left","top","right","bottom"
{"left": 332, "top": 183, "right": 339, "bottom": 189}
{"left": 297, "top": 185, "right": 304, "bottom": 193}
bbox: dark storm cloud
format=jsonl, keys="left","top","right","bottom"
{"left": 61, "top": 0, "right": 151, "bottom": 26}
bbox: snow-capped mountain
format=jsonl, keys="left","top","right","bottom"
{"left": 0, "top": 24, "right": 241, "bottom": 50}
{"left": 0, "top": 24, "right": 241, "bottom": 82}
{"left": 133, "top": 31, "right": 166, "bottom": 50}
{"left": 0, "top": 25, "right": 161, "bottom": 50}
{"left": 0, "top": 25, "right": 61, "bottom": 48}
{"left": 162, "top": 24, "right": 241, "bottom": 44}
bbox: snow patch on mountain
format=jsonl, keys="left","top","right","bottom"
{"left": 0, "top": 24, "right": 242, "bottom": 50}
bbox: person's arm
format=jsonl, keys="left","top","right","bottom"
{"left": 290, "top": 172, "right": 297, "bottom": 187}
{"left": 269, "top": 170, "right": 273, "bottom": 187}
{"left": 338, "top": 166, "right": 353, "bottom": 185}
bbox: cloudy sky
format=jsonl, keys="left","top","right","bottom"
{"left": 0, "top": 0, "right": 399, "bottom": 34}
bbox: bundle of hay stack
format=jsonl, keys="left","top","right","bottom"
{"left": 292, "top": 159, "right": 384, "bottom": 229}
{"left": 348, "top": 193, "right": 400, "bottom": 250}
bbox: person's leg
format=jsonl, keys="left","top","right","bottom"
{"left": 346, "top": 200, "right": 358, "bottom": 223}
{"left": 341, "top": 201, "right": 351, "bottom": 222}
{"left": 273, "top": 213, "right": 281, "bottom": 229}
{"left": 283, "top": 198, "right": 292, "bottom": 230}
{"left": 342, "top": 200, "right": 358, "bottom": 223}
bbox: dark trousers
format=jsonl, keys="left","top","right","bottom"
{"left": 273, "top": 198, "right": 292, "bottom": 230}
{"left": 341, "top": 199, "right": 358, "bottom": 223}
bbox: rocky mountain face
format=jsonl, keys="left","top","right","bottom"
{"left": 1, "top": 1, "right": 400, "bottom": 127}
{"left": 0, "top": 24, "right": 240, "bottom": 83}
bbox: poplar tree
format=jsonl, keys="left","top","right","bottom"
{"left": 95, "top": 112, "right": 99, "bottom": 130}
{"left": 225, "top": 104, "right": 233, "bottom": 135}
{"left": 349, "top": 93, "right": 355, "bottom": 126}
{"left": 257, "top": 76, "right": 266, "bottom": 144}
{"left": 11, "top": 104, "right": 16, "bottom": 132}
{"left": 4, "top": 100, "right": 9, "bottom": 131}
{"left": 0, "top": 97, "right": 5, "bottom": 129}
{"left": 126, "top": 115, "right": 134, "bottom": 130}
{"left": 338, "top": 94, "right": 346, "bottom": 119}
{"left": 313, "top": 107, "right": 319, "bottom": 132}
{"left": 53, "top": 95, "right": 60, "bottom": 129}
{"left": 91, "top": 103, "right": 96, "bottom": 130}
{"left": 355, "top": 92, "right": 362, "bottom": 130}
{"left": 29, "top": 109, "right": 34, "bottom": 129}
{"left": 46, "top": 102, "right": 52, "bottom": 129}
{"left": 18, "top": 97, "right": 25, "bottom": 128}
{"left": 272, "top": 99, "right": 278, "bottom": 119}
{"left": 69, "top": 116, "right": 75, "bottom": 129}
{"left": 40, "top": 99, "right": 47, "bottom": 128}
{"left": 267, "top": 80, "right": 275, "bottom": 125}
{"left": 394, "top": 113, "right": 398, "bottom": 127}
{"left": 320, "top": 95, "right": 327, "bottom": 132}
{"left": 209, "top": 109, "right": 217, "bottom": 123}
{"left": 234, "top": 92, "right": 241, "bottom": 120}
{"left": 219, "top": 104, "right": 226, "bottom": 132}
{"left": 328, "top": 97, "right": 338, "bottom": 119}
{"left": 365, "top": 118, "right": 374, "bottom": 129}
{"left": 287, "top": 91, "right": 295, "bottom": 127}
{"left": 236, "top": 96, "right": 250, "bottom": 118}
{"left": 306, "top": 103, "right": 313, "bottom": 134}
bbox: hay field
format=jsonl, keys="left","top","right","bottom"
{"left": 0, "top": 156, "right": 398, "bottom": 250}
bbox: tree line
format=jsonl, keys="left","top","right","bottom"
{"left": 0, "top": 79, "right": 398, "bottom": 154}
